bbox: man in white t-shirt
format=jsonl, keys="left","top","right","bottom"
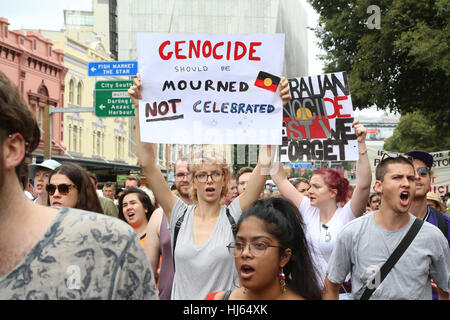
{"left": 324, "top": 155, "right": 450, "bottom": 300}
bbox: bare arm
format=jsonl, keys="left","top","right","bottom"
{"left": 322, "top": 274, "right": 341, "bottom": 300}
{"left": 238, "top": 145, "right": 274, "bottom": 212}
{"left": 128, "top": 74, "right": 178, "bottom": 221}
{"left": 349, "top": 120, "right": 371, "bottom": 217}
{"left": 143, "top": 208, "right": 163, "bottom": 278}
{"left": 271, "top": 162, "right": 304, "bottom": 208}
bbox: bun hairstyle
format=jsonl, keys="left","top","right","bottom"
{"left": 313, "top": 169, "right": 352, "bottom": 205}
{"left": 237, "top": 197, "right": 322, "bottom": 300}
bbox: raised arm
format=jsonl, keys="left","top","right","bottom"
{"left": 238, "top": 145, "right": 274, "bottom": 212}
{"left": 237, "top": 77, "right": 290, "bottom": 212}
{"left": 129, "top": 74, "right": 178, "bottom": 221}
{"left": 271, "top": 162, "right": 304, "bottom": 208}
{"left": 349, "top": 120, "right": 371, "bottom": 217}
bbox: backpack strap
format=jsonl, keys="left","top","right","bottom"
{"left": 360, "top": 218, "right": 424, "bottom": 300}
{"left": 173, "top": 207, "right": 188, "bottom": 272}
{"left": 428, "top": 206, "right": 448, "bottom": 239}
{"left": 226, "top": 207, "right": 237, "bottom": 237}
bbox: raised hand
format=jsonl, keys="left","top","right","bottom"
{"left": 128, "top": 73, "right": 142, "bottom": 106}
{"left": 279, "top": 77, "right": 291, "bottom": 106}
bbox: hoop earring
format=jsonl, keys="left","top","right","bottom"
{"left": 278, "top": 269, "right": 286, "bottom": 294}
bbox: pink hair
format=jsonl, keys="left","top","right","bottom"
{"left": 313, "top": 169, "right": 351, "bottom": 205}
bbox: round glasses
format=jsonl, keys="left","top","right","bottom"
{"left": 194, "top": 171, "right": 223, "bottom": 183}
{"left": 46, "top": 183, "right": 77, "bottom": 196}
{"left": 175, "top": 173, "right": 190, "bottom": 181}
{"left": 227, "top": 241, "right": 281, "bottom": 258}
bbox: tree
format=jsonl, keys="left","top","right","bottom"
{"left": 383, "top": 111, "right": 450, "bottom": 152}
{"left": 308, "top": 0, "right": 450, "bottom": 129}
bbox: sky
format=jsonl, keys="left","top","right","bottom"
{"left": 1, "top": 0, "right": 325, "bottom": 75}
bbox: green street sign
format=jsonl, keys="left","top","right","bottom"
{"left": 95, "top": 80, "right": 135, "bottom": 117}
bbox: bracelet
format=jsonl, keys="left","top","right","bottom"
{"left": 359, "top": 148, "right": 367, "bottom": 155}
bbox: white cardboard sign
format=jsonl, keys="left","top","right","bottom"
{"left": 137, "top": 33, "right": 285, "bottom": 145}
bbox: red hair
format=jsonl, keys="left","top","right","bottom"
{"left": 313, "top": 169, "right": 351, "bottom": 205}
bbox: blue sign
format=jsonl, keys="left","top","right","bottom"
{"left": 292, "top": 163, "right": 311, "bottom": 169}
{"left": 88, "top": 61, "right": 138, "bottom": 77}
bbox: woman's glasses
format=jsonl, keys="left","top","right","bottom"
{"left": 194, "top": 171, "right": 223, "bottom": 183}
{"left": 46, "top": 183, "right": 77, "bottom": 196}
{"left": 227, "top": 241, "right": 281, "bottom": 258}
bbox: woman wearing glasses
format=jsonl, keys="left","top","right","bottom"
{"left": 271, "top": 120, "right": 371, "bottom": 293}
{"left": 206, "top": 197, "right": 322, "bottom": 300}
{"left": 128, "top": 74, "right": 289, "bottom": 300}
{"left": 47, "top": 162, "right": 103, "bottom": 214}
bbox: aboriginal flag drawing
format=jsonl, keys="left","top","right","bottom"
{"left": 254, "top": 71, "right": 281, "bottom": 92}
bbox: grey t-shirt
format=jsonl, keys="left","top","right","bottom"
{"left": 0, "top": 207, "right": 158, "bottom": 300}
{"left": 169, "top": 197, "right": 242, "bottom": 300}
{"left": 327, "top": 212, "right": 450, "bottom": 300}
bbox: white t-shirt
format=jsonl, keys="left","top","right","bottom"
{"left": 299, "top": 196, "right": 356, "bottom": 287}
{"left": 327, "top": 213, "right": 450, "bottom": 299}
{"left": 169, "top": 197, "right": 242, "bottom": 300}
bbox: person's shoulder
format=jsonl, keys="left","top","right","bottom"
{"left": 338, "top": 211, "right": 371, "bottom": 236}
{"left": 61, "top": 207, "right": 134, "bottom": 234}
{"left": 420, "top": 215, "right": 448, "bottom": 238}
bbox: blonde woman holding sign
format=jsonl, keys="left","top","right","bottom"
{"left": 129, "top": 74, "right": 290, "bottom": 299}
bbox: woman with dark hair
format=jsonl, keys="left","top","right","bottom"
{"left": 118, "top": 187, "right": 155, "bottom": 246}
{"left": 271, "top": 120, "right": 371, "bottom": 294}
{"left": 206, "top": 197, "right": 322, "bottom": 300}
{"left": 47, "top": 162, "right": 103, "bottom": 214}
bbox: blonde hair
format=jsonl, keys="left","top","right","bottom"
{"left": 186, "top": 146, "right": 231, "bottom": 202}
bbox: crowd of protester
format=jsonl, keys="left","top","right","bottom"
{"left": 0, "top": 70, "right": 448, "bottom": 300}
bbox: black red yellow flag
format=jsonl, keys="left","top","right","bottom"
{"left": 254, "top": 71, "right": 280, "bottom": 92}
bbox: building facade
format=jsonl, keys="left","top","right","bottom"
{"left": 39, "top": 30, "right": 140, "bottom": 182}
{"left": 0, "top": 17, "right": 67, "bottom": 156}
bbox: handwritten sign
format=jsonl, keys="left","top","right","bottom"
{"left": 137, "top": 33, "right": 285, "bottom": 145}
{"left": 279, "top": 72, "right": 357, "bottom": 162}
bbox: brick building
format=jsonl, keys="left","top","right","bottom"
{"left": 0, "top": 17, "right": 67, "bottom": 155}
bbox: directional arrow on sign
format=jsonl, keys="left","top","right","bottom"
{"left": 99, "top": 104, "right": 106, "bottom": 110}
{"left": 91, "top": 67, "right": 97, "bottom": 72}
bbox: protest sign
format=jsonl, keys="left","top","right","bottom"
{"left": 368, "top": 147, "right": 450, "bottom": 196}
{"left": 279, "top": 72, "right": 357, "bottom": 162}
{"left": 137, "top": 33, "right": 285, "bottom": 145}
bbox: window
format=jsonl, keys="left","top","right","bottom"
{"left": 93, "top": 130, "right": 104, "bottom": 156}
{"left": 72, "top": 125, "right": 78, "bottom": 151}
{"left": 4, "top": 26, "right": 7, "bottom": 38}
{"left": 33, "top": 39, "right": 37, "bottom": 50}
{"left": 69, "top": 79, "right": 74, "bottom": 104}
{"left": 38, "top": 107, "right": 43, "bottom": 130}
{"left": 77, "top": 82, "right": 82, "bottom": 105}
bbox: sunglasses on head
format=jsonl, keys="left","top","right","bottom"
{"left": 380, "top": 152, "right": 413, "bottom": 163}
{"left": 46, "top": 183, "right": 76, "bottom": 196}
